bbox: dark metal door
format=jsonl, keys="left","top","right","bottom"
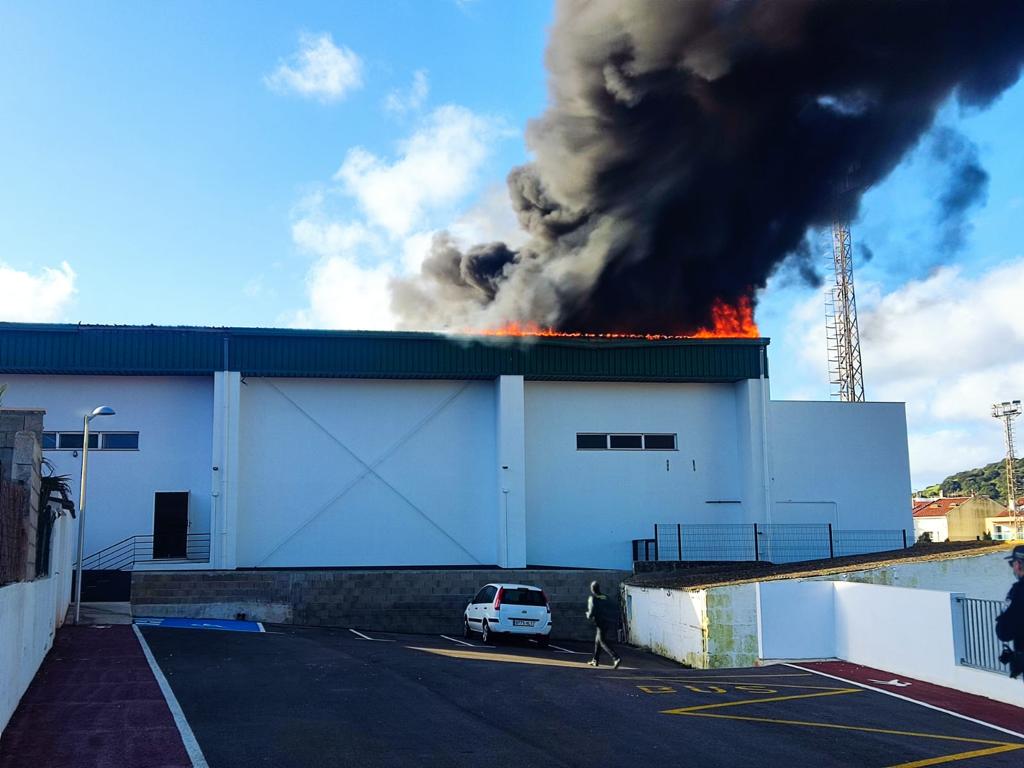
{"left": 153, "top": 492, "right": 189, "bottom": 559}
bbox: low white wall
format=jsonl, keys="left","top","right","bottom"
{"left": 821, "top": 549, "right": 1014, "bottom": 602}
{"left": 625, "top": 586, "right": 708, "bottom": 667}
{"left": 625, "top": 582, "right": 759, "bottom": 668}
{"left": 0, "top": 515, "right": 72, "bottom": 731}
{"left": 756, "top": 580, "right": 1024, "bottom": 707}
{"left": 0, "top": 577, "right": 67, "bottom": 731}
{"left": 757, "top": 581, "right": 834, "bottom": 660}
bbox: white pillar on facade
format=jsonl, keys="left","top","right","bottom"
{"left": 496, "top": 375, "right": 527, "bottom": 568}
{"left": 735, "top": 372, "right": 772, "bottom": 526}
{"left": 211, "top": 371, "right": 241, "bottom": 570}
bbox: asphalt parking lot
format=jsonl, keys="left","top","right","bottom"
{"left": 140, "top": 624, "right": 1024, "bottom": 768}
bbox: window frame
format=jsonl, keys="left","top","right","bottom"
{"left": 575, "top": 432, "right": 679, "bottom": 452}
{"left": 101, "top": 432, "right": 140, "bottom": 451}
{"left": 642, "top": 433, "right": 678, "bottom": 451}
{"left": 608, "top": 433, "right": 644, "bottom": 451}
{"left": 45, "top": 431, "right": 140, "bottom": 451}
{"left": 56, "top": 432, "right": 99, "bottom": 450}
{"left": 576, "top": 433, "right": 610, "bottom": 450}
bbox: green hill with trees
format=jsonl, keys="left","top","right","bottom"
{"left": 919, "top": 457, "right": 1024, "bottom": 504}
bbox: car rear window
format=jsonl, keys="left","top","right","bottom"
{"left": 501, "top": 588, "right": 546, "bottom": 606}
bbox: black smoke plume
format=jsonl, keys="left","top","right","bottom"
{"left": 392, "top": 0, "right": 1024, "bottom": 334}
{"left": 930, "top": 128, "right": 989, "bottom": 253}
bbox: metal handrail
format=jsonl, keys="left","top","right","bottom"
{"left": 79, "top": 532, "right": 211, "bottom": 571}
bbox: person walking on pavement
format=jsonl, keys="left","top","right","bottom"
{"left": 586, "top": 581, "right": 621, "bottom": 669}
{"left": 996, "top": 544, "right": 1024, "bottom": 679}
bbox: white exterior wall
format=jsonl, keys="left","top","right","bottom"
{"left": 769, "top": 401, "right": 912, "bottom": 531}
{"left": 755, "top": 580, "right": 1024, "bottom": 707}
{"left": 235, "top": 378, "right": 498, "bottom": 567}
{"left": 0, "top": 375, "right": 213, "bottom": 556}
{"left": 625, "top": 582, "right": 759, "bottom": 668}
{"left": 756, "top": 581, "right": 835, "bottom": 660}
{"left": 913, "top": 516, "right": 948, "bottom": 543}
{"left": 0, "top": 370, "right": 917, "bottom": 571}
{"left": 0, "top": 511, "right": 73, "bottom": 731}
{"left": 820, "top": 549, "right": 1014, "bottom": 602}
{"left": 525, "top": 382, "right": 748, "bottom": 569}
{"left": 625, "top": 586, "right": 708, "bottom": 667}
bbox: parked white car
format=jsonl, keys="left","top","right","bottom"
{"left": 463, "top": 583, "right": 551, "bottom": 646}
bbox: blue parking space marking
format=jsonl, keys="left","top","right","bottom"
{"left": 135, "top": 617, "right": 264, "bottom": 633}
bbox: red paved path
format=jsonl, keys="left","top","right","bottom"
{"left": 798, "top": 660, "right": 1024, "bottom": 736}
{"left": 0, "top": 625, "right": 191, "bottom": 768}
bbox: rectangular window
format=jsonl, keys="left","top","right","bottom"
{"left": 577, "top": 432, "right": 678, "bottom": 451}
{"left": 576, "top": 433, "right": 608, "bottom": 450}
{"left": 608, "top": 434, "right": 643, "bottom": 450}
{"left": 57, "top": 432, "right": 98, "bottom": 450}
{"left": 643, "top": 433, "right": 677, "bottom": 450}
{"left": 102, "top": 432, "right": 140, "bottom": 450}
{"left": 42, "top": 432, "right": 57, "bottom": 450}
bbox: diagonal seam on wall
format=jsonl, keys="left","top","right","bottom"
{"left": 253, "top": 380, "right": 482, "bottom": 566}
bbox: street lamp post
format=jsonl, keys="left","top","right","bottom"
{"left": 73, "top": 405, "right": 115, "bottom": 625}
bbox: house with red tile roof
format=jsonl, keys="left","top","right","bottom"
{"left": 911, "top": 495, "right": 1006, "bottom": 542}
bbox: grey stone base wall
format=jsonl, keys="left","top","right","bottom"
{"left": 132, "top": 568, "right": 630, "bottom": 641}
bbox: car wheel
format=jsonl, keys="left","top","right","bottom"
{"left": 481, "top": 620, "right": 492, "bottom": 644}
{"left": 463, "top": 619, "right": 472, "bottom": 639}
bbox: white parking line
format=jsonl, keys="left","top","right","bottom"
{"left": 440, "top": 634, "right": 478, "bottom": 647}
{"left": 133, "top": 625, "right": 210, "bottom": 768}
{"left": 348, "top": 628, "right": 394, "bottom": 642}
{"left": 549, "top": 643, "right": 587, "bottom": 655}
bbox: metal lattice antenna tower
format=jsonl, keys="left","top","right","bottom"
{"left": 992, "top": 401, "right": 1022, "bottom": 525}
{"left": 825, "top": 218, "right": 865, "bottom": 402}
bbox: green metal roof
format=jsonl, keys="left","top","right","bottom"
{"left": 0, "top": 323, "right": 769, "bottom": 382}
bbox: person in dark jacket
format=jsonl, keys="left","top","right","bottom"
{"left": 996, "top": 544, "right": 1024, "bottom": 679}
{"left": 586, "top": 581, "right": 621, "bottom": 669}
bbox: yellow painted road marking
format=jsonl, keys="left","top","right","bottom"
{"left": 619, "top": 673, "right": 815, "bottom": 680}
{"left": 408, "top": 646, "right": 634, "bottom": 670}
{"left": 663, "top": 687, "right": 862, "bottom": 714}
{"left": 885, "top": 744, "right": 1024, "bottom": 767}
{"left": 623, "top": 680, "right": 855, "bottom": 691}
{"left": 669, "top": 711, "right": 1019, "bottom": 748}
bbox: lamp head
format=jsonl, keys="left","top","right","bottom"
{"left": 88, "top": 406, "right": 116, "bottom": 420}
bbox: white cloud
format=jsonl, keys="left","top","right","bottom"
{"left": 0, "top": 261, "right": 76, "bottom": 322}
{"left": 384, "top": 70, "right": 429, "bottom": 115}
{"left": 334, "top": 105, "right": 508, "bottom": 237}
{"left": 287, "top": 103, "right": 515, "bottom": 332}
{"left": 265, "top": 33, "right": 363, "bottom": 103}
{"left": 778, "top": 257, "right": 1024, "bottom": 488}
{"left": 290, "top": 256, "right": 395, "bottom": 331}
{"left": 291, "top": 217, "right": 384, "bottom": 259}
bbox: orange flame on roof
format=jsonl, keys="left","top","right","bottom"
{"left": 474, "top": 297, "right": 759, "bottom": 340}
{"left": 690, "top": 297, "right": 759, "bottom": 338}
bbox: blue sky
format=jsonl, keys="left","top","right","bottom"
{"left": 2, "top": 1, "right": 1023, "bottom": 488}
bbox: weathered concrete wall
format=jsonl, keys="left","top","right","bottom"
{"left": 811, "top": 549, "right": 1013, "bottom": 601}
{"left": 625, "top": 582, "right": 758, "bottom": 668}
{"left": 625, "top": 586, "right": 707, "bottom": 667}
{"left": 132, "top": 568, "right": 629, "bottom": 641}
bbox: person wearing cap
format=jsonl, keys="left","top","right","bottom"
{"left": 996, "top": 544, "right": 1024, "bottom": 678}
{"left": 585, "top": 581, "right": 621, "bottom": 669}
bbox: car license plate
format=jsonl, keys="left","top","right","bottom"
{"left": 512, "top": 619, "right": 535, "bottom": 627}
